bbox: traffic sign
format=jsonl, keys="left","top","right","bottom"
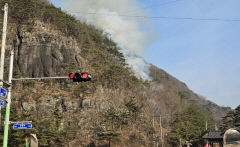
{"left": 0, "top": 99, "right": 4, "bottom": 107}
{"left": 0, "top": 87, "right": 7, "bottom": 98}
{"left": 13, "top": 123, "right": 32, "bottom": 130}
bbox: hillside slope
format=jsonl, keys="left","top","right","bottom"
{"left": 149, "top": 65, "right": 231, "bottom": 122}
{"left": 0, "top": 0, "right": 230, "bottom": 146}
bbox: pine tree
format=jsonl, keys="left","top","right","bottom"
{"left": 234, "top": 105, "right": 240, "bottom": 127}
{"left": 124, "top": 98, "right": 143, "bottom": 121}
{"left": 168, "top": 105, "right": 215, "bottom": 146}
{"left": 96, "top": 107, "right": 121, "bottom": 146}
{"left": 221, "top": 105, "right": 240, "bottom": 130}
{"left": 96, "top": 131, "right": 120, "bottom": 147}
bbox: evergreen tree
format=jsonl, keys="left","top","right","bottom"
{"left": 124, "top": 98, "right": 143, "bottom": 121}
{"left": 96, "top": 131, "right": 120, "bottom": 147}
{"left": 103, "top": 107, "right": 122, "bottom": 130}
{"left": 221, "top": 105, "right": 240, "bottom": 130}
{"left": 221, "top": 110, "right": 235, "bottom": 130}
{"left": 168, "top": 105, "right": 215, "bottom": 146}
{"left": 96, "top": 107, "right": 122, "bottom": 147}
{"left": 234, "top": 105, "right": 240, "bottom": 127}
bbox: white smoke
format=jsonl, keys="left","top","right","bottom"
{"left": 61, "top": 0, "right": 153, "bottom": 80}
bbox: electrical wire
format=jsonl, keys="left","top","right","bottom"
{"left": 69, "top": 12, "right": 240, "bottom": 22}
{"left": 120, "top": 0, "right": 185, "bottom": 14}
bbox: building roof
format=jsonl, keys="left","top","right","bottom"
{"left": 202, "top": 131, "right": 223, "bottom": 139}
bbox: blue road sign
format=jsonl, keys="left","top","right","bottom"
{"left": 13, "top": 123, "right": 32, "bottom": 130}
{"left": 0, "top": 87, "right": 7, "bottom": 98}
{"left": 0, "top": 99, "right": 4, "bottom": 107}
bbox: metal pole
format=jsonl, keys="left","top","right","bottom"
{"left": 180, "top": 138, "right": 182, "bottom": 147}
{"left": 0, "top": 3, "right": 8, "bottom": 125}
{"left": 160, "top": 116, "right": 163, "bottom": 147}
{"left": 25, "top": 139, "right": 29, "bottom": 147}
{"left": 153, "top": 115, "right": 155, "bottom": 147}
{"left": 205, "top": 120, "right": 208, "bottom": 131}
{"left": 12, "top": 76, "right": 69, "bottom": 81}
{"left": 0, "top": 3, "right": 8, "bottom": 84}
{"left": 3, "top": 49, "right": 14, "bottom": 147}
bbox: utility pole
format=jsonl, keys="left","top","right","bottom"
{"left": 0, "top": 3, "right": 8, "bottom": 124}
{"left": 152, "top": 114, "right": 167, "bottom": 147}
{"left": 152, "top": 115, "right": 167, "bottom": 147}
{"left": 159, "top": 116, "right": 163, "bottom": 147}
{"left": 3, "top": 48, "right": 14, "bottom": 147}
{"left": 205, "top": 120, "right": 208, "bottom": 131}
{"left": 152, "top": 115, "right": 155, "bottom": 147}
{"left": 0, "top": 3, "right": 8, "bottom": 84}
{"left": 179, "top": 138, "right": 182, "bottom": 147}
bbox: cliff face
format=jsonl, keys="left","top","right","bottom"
{"left": 14, "top": 21, "right": 82, "bottom": 77}
{"left": 0, "top": 1, "right": 230, "bottom": 146}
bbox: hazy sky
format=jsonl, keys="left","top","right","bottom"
{"left": 49, "top": 0, "right": 239, "bottom": 109}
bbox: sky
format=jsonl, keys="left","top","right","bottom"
{"left": 49, "top": 0, "right": 240, "bottom": 109}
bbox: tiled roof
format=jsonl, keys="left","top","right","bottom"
{"left": 202, "top": 131, "right": 223, "bottom": 139}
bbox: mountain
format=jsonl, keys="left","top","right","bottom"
{"left": 0, "top": 0, "right": 230, "bottom": 146}
{"left": 149, "top": 65, "right": 231, "bottom": 122}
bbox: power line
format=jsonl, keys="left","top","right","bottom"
{"left": 121, "top": 0, "right": 185, "bottom": 14}
{"left": 61, "top": 0, "right": 185, "bottom": 15}
{"left": 69, "top": 12, "right": 240, "bottom": 22}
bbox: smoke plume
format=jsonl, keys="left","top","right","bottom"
{"left": 61, "top": 0, "right": 153, "bottom": 80}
